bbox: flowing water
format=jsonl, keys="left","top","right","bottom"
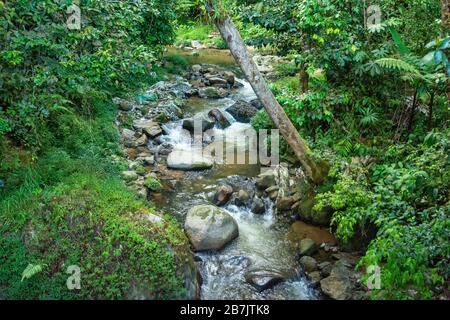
{"left": 158, "top": 48, "right": 318, "bottom": 300}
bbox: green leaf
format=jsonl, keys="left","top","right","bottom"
{"left": 438, "top": 38, "right": 450, "bottom": 50}
{"left": 434, "top": 50, "right": 443, "bottom": 64}
{"left": 389, "top": 27, "right": 410, "bottom": 55}
{"left": 21, "top": 263, "right": 45, "bottom": 282}
{"left": 422, "top": 52, "right": 434, "bottom": 65}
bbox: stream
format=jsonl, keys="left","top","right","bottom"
{"left": 154, "top": 49, "right": 318, "bottom": 300}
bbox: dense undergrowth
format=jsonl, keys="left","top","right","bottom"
{"left": 0, "top": 0, "right": 191, "bottom": 299}
{"left": 170, "top": 0, "right": 450, "bottom": 299}
{"left": 1, "top": 0, "right": 449, "bottom": 300}
{"left": 243, "top": 0, "right": 450, "bottom": 299}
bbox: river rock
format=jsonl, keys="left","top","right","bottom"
{"left": 208, "top": 109, "right": 231, "bottom": 128}
{"left": 184, "top": 205, "right": 239, "bottom": 251}
{"left": 198, "top": 87, "right": 228, "bottom": 99}
{"left": 332, "top": 252, "right": 360, "bottom": 267}
{"left": 114, "top": 97, "right": 134, "bottom": 111}
{"left": 299, "top": 256, "right": 318, "bottom": 273}
{"left": 122, "top": 128, "right": 138, "bottom": 148}
{"left": 133, "top": 119, "right": 162, "bottom": 138}
{"left": 320, "top": 261, "right": 355, "bottom": 300}
{"left": 141, "top": 156, "right": 155, "bottom": 165}
{"left": 299, "top": 238, "right": 317, "bottom": 257}
{"left": 225, "top": 100, "right": 258, "bottom": 123}
{"left": 167, "top": 150, "right": 214, "bottom": 170}
{"left": 208, "top": 76, "right": 228, "bottom": 87}
{"left": 135, "top": 134, "right": 148, "bottom": 146}
{"left": 297, "top": 191, "right": 332, "bottom": 226}
{"left": 235, "top": 189, "right": 250, "bottom": 205}
{"left": 250, "top": 98, "right": 263, "bottom": 110}
{"left": 276, "top": 197, "right": 294, "bottom": 211}
{"left": 268, "top": 191, "right": 278, "bottom": 200}
{"left": 251, "top": 197, "right": 265, "bottom": 215}
{"left": 265, "top": 185, "right": 279, "bottom": 193}
{"left": 319, "top": 262, "right": 333, "bottom": 278}
{"left": 307, "top": 271, "right": 322, "bottom": 287}
{"left": 192, "top": 64, "right": 202, "bottom": 74}
{"left": 121, "top": 128, "right": 136, "bottom": 140}
{"left": 256, "top": 170, "right": 277, "bottom": 189}
{"left": 244, "top": 269, "right": 285, "bottom": 292}
{"left": 121, "top": 171, "right": 138, "bottom": 182}
{"left": 287, "top": 221, "right": 336, "bottom": 246}
{"left": 214, "top": 185, "right": 234, "bottom": 206}
{"left": 182, "top": 115, "right": 216, "bottom": 133}
{"left": 223, "top": 71, "right": 235, "bottom": 84}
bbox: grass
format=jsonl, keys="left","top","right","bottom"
{"left": 175, "top": 24, "right": 215, "bottom": 42}
{"left": 0, "top": 106, "right": 192, "bottom": 300}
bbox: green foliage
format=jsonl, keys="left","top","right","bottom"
{"left": 144, "top": 176, "right": 163, "bottom": 191}
{"left": 0, "top": 149, "right": 189, "bottom": 299}
{"left": 316, "top": 130, "right": 450, "bottom": 298}
{"left": 21, "top": 264, "right": 46, "bottom": 282}
{"left": 0, "top": 0, "right": 192, "bottom": 301}
{"left": 315, "top": 164, "right": 373, "bottom": 242}
{"left": 0, "top": 0, "right": 176, "bottom": 152}
{"left": 175, "top": 24, "right": 215, "bottom": 42}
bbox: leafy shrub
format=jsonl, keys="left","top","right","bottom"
{"left": 145, "top": 176, "right": 163, "bottom": 191}
{"left": 315, "top": 130, "right": 450, "bottom": 298}
{"left": 0, "top": 0, "right": 175, "bottom": 152}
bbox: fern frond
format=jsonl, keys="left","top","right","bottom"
{"left": 21, "top": 263, "right": 45, "bottom": 282}
{"left": 375, "top": 58, "right": 424, "bottom": 80}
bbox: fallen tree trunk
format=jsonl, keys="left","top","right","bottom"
{"left": 207, "top": 8, "right": 324, "bottom": 182}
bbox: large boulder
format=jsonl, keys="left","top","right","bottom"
{"left": 320, "top": 261, "right": 355, "bottom": 300}
{"left": 133, "top": 119, "right": 162, "bottom": 138}
{"left": 226, "top": 100, "right": 258, "bottom": 123}
{"left": 184, "top": 205, "right": 239, "bottom": 251}
{"left": 167, "top": 150, "right": 214, "bottom": 170}
{"left": 244, "top": 269, "right": 285, "bottom": 292}
{"left": 182, "top": 114, "right": 215, "bottom": 133}
{"left": 297, "top": 190, "right": 332, "bottom": 226}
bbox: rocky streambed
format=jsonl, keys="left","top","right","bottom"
{"left": 113, "top": 49, "right": 370, "bottom": 300}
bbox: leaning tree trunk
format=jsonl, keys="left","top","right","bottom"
{"left": 442, "top": 0, "right": 450, "bottom": 27}
{"left": 209, "top": 13, "right": 322, "bottom": 182}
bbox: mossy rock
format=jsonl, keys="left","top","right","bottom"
{"left": 297, "top": 189, "right": 332, "bottom": 226}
